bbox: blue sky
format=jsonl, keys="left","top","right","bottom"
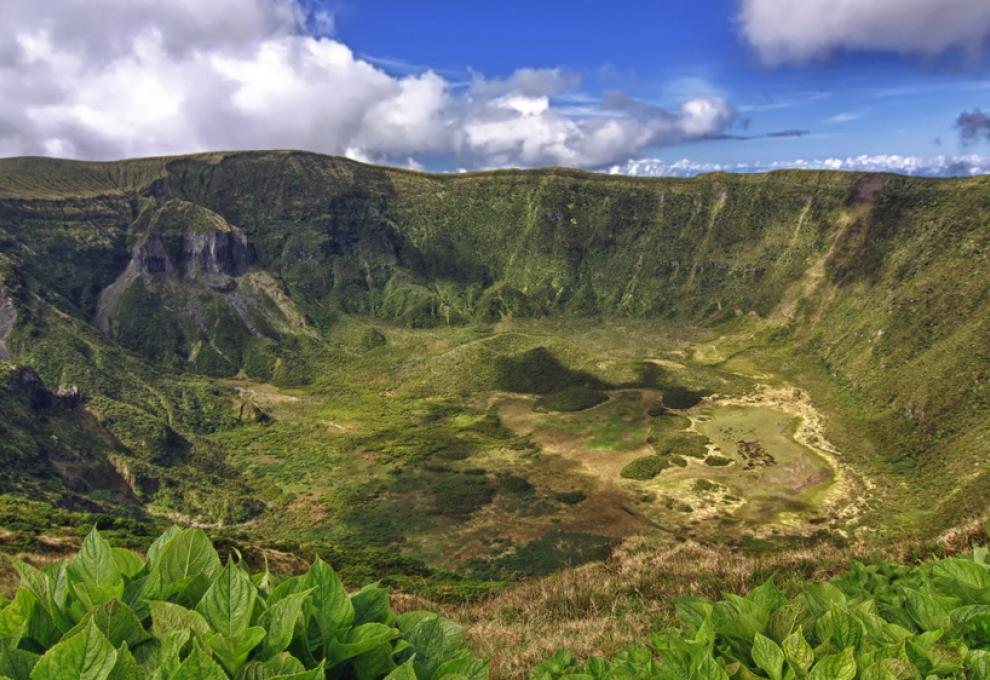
{"left": 2, "top": 0, "right": 990, "bottom": 175}
{"left": 318, "top": 0, "right": 990, "bottom": 172}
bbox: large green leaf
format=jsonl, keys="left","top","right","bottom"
{"left": 147, "top": 528, "right": 220, "bottom": 599}
{"left": 328, "top": 622, "right": 399, "bottom": 666}
{"left": 11, "top": 561, "right": 61, "bottom": 629}
{"left": 951, "top": 604, "right": 990, "bottom": 645}
{"left": 906, "top": 636, "right": 964, "bottom": 676}
{"left": 145, "top": 526, "right": 181, "bottom": 568}
{"left": 30, "top": 619, "right": 117, "bottom": 680}
{"left": 815, "top": 605, "right": 863, "bottom": 650}
{"left": 67, "top": 530, "right": 123, "bottom": 609}
{"left": 0, "top": 588, "right": 35, "bottom": 643}
{"left": 268, "top": 576, "right": 306, "bottom": 607}
{"left": 968, "top": 649, "right": 990, "bottom": 680}
{"left": 110, "top": 550, "right": 145, "bottom": 580}
{"left": 933, "top": 557, "right": 990, "bottom": 595}
{"left": 781, "top": 626, "right": 814, "bottom": 674}
{"left": 397, "top": 612, "right": 466, "bottom": 680}
{"left": 859, "top": 657, "right": 918, "bottom": 680}
{"left": 205, "top": 627, "right": 266, "bottom": 676}
{"left": 237, "top": 652, "right": 305, "bottom": 679}
{"left": 808, "top": 647, "right": 856, "bottom": 680}
{"left": 751, "top": 633, "right": 783, "bottom": 680}
{"left": 351, "top": 585, "right": 391, "bottom": 626}
{"left": 133, "top": 629, "right": 189, "bottom": 679}
{"left": 66, "top": 599, "right": 149, "bottom": 649}
{"left": 107, "top": 643, "right": 145, "bottom": 680}
{"left": 146, "top": 600, "right": 211, "bottom": 640}
{"left": 431, "top": 656, "right": 489, "bottom": 680}
{"left": 695, "top": 655, "right": 729, "bottom": 680}
{"left": 197, "top": 560, "right": 258, "bottom": 639}
{"left": 353, "top": 642, "right": 398, "bottom": 680}
{"left": 304, "top": 559, "right": 354, "bottom": 649}
{"left": 270, "top": 660, "right": 325, "bottom": 680}
{"left": 902, "top": 587, "right": 951, "bottom": 632}
{"left": 13, "top": 560, "right": 53, "bottom": 607}
{"left": 0, "top": 639, "right": 39, "bottom": 679}
{"left": 384, "top": 658, "right": 418, "bottom": 680}
{"left": 258, "top": 589, "right": 313, "bottom": 661}
{"left": 170, "top": 644, "right": 228, "bottom": 680}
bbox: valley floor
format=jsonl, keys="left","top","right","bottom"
{"left": 205, "top": 317, "right": 879, "bottom": 578}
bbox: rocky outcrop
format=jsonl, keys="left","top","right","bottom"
{"left": 0, "top": 290, "right": 14, "bottom": 361}
{"left": 93, "top": 199, "right": 309, "bottom": 375}
{"left": 95, "top": 200, "right": 256, "bottom": 334}
{"left": 184, "top": 228, "right": 253, "bottom": 277}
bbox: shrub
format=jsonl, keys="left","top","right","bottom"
{"left": 0, "top": 526, "right": 487, "bottom": 680}
{"left": 660, "top": 385, "right": 708, "bottom": 410}
{"left": 704, "top": 454, "right": 732, "bottom": 467}
{"left": 620, "top": 456, "right": 670, "bottom": 480}
{"left": 554, "top": 490, "right": 587, "bottom": 505}
{"left": 532, "top": 387, "right": 608, "bottom": 413}
{"left": 498, "top": 473, "right": 535, "bottom": 495}
{"left": 655, "top": 433, "right": 709, "bottom": 459}
{"left": 692, "top": 478, "right": 721, "bottom": 493}
{"left": 361, "top": 328, "right": 388, "bottom": 351}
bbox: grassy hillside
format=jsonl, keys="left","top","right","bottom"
{"left": 2, "top": 151, "right": 990, "bottom": 678}
{"left": 0, "top": 151, "right": 987, "bottom": 539}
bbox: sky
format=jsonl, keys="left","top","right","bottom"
{"left": 1, "top": 0, "right": 990, "bottom": 176}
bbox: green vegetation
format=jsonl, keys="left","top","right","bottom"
{"left": 532, "top": 387, "right": 608, "bottom": 413}
{"left": 705, "top": 455, "right": 733, "bottom": 467}
{"left": 620, "top": 456, "right": 668, "bottom": 480}
{"left": 646, "top": 415, "right": 692, "bottom": 442}
{"left": 0, "top": 526, "right": 486, "bottom": 679}
{"left": 620, "top": 455, "right": 686, "bottom": 480}
{"left": 653, "top": 432, "right": 710, "bottom": 459}
{"left": 532, "top": 546, "right": 990, "bottom": 679}
{"left": 692, "top": 479, "right": 722, "bottom": 493}
{"left": 465, "top": 531, "right": 611, "bottom": 580}
{"left": 2, "top": 152, "right": 988, "bottom": 537}
{"left": 2, "top": 151, "right": 990, "bottom": 677}
{"left": 660, "top": 386, "right": 708, "bottom": 410}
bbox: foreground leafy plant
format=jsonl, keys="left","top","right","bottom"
{"left": 0, "top": 526, "right": 487, "bottom": 680}
{"left": 531, "top": 547, "right": 990, "bottom": 679}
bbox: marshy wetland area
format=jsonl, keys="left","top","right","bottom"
{"left": 209, "top": 318, "right": 870, "bottom": 579}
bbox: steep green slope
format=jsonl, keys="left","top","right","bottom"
{"left": 0, "top": 150, "right": 988, "bottom": 541}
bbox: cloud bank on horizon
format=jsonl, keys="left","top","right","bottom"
{"left": 0, "top": 0, "right": 989, "bottom": 176}
{"left": 611, "top": 154, "right": 990, "bottom": 179}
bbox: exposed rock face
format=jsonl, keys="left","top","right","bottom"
{"left": 133, "top": 237, "right": 174, "bottom": 276}
{"left": 57, "top": 384, "right": 82, "bottom": 407}
{"left": 184, "top": 229, "right": 253, "bottom": 277}
{"left": 127, "top": 203, "right": 254, "bottom": 281}
{"left": 0, "top": 291, "right": 13, "bottom": 361}
{"left": 94, "top": 199, "right": 308, "bottom": 375}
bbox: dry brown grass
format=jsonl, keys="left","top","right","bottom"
{"left": 404, "top": 530, "right": 985, "bottom": 680}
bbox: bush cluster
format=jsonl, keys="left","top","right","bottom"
{"left": 0, "top": 527, "right": 486, "bottom": 680}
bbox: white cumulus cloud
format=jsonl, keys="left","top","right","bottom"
{"left": 0, "top": 0, "right": 736, "bottom": 169}
{"left": 739, "top": 0, "right": 990, "bottom": 65}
